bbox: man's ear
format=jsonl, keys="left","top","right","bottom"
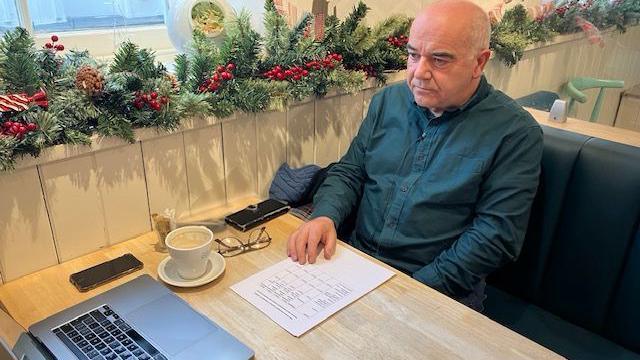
{"left": 473, "top": 49, "right": 492, "bottom": 78}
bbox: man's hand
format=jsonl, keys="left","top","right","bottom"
{"left": 287, "top": 216, "right": 337, "bottom": 264}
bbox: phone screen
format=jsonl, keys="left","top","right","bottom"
{"left": 69, "top": 253, "right": 143, "bottom": 292}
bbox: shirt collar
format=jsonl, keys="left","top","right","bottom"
{"left": 407, "top": 75, "right": 491, "bottom": 119}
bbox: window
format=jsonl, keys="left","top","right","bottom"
{"left": 27, "top": 0, "right": 165, "bottom": 33}
{"left": 0, "top": 0, "right": 174, "bottom": 57}
{"left": 0, "top": 0, "right": 21, "bottom": 34}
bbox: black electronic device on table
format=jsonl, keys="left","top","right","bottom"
{"left": 225, "top": 199, "right": 291, "bottom": 232}
{"left": 69, "top": 253, "right": 143, "bottom": 292}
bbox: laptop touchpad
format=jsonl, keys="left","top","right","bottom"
{"left": 124, "top": 294, "right": 217, "bottom": 355}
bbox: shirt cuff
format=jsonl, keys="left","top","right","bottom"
{"left": 412, "top": 265, "right": 446, "bottom": 294}
{"left": 309, "top": 203, "right": 342, "bottom": 227}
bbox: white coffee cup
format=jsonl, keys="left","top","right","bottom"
{"left": 165, "top": 226, "right": 213, "bottom": 280}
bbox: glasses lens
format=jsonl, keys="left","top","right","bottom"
{"left": 217, "top": 237, "right": 244, "bottom": 257}
{"left": 248, "top": 228, "right": 271, "bottom": 250}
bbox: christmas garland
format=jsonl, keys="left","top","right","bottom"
{"left": 0, "top": 1, "right": 411, "bottom": 172}
{"left": 490, "top": 0, "right": 640, "bottom": 67}
{"left": 1, "top": 0, "right": 638, "bottom": 171}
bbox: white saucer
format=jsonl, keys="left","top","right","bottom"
{"left": 158, "top": 252, "right": 226, "bottom": 288}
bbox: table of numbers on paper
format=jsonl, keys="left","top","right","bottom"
{"left": 231, "top": 246, "right": 395, "bottom": 336}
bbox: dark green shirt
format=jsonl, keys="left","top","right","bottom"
{"left": 311, "top": 77, "right": 543, "bottom": 297}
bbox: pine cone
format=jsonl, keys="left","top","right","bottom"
{"left": 165, "top": 73, "right": 180, "bottom": 92}
{"left": 75, "top": 66, "right": 104, "bottom": 96}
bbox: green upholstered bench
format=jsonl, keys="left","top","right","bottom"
{"left": 486, "top": 126, "right": 640, "bottom": 359}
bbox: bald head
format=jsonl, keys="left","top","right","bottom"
{"left": 413, "top": 0, "right": 491, "bottom": 54}
{"left": 405, "top": 0, "right": 493, "bottom": 111}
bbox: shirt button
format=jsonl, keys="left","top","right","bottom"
{"left": 400, "top": 186, "right": 408, "bottom": 192}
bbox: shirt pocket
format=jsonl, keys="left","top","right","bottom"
{"left": 422, "top": 153, "right": 485, "bottom": 205}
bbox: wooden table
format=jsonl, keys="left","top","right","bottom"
{"left": 526, "top": 107, "right": 640, "bottom": 148}
{"left": 0, "top": 200, "right": 562, "bottom": 359}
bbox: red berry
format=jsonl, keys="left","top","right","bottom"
{"left": 10, "top": 125, "right": 19, "bottom": 134}
{"left": 226, "top": 63, "right": 236, "bottom": 71}
{"left": 150, "top": 101, "right": 160, "bottom": 111}
{"left": 302, "top": 70, "right": 309, "bottom": 76}
{"left": 27, "top": 123, "right": 37, "bottom": 131}
{"left": 150, "top": 92, "right": 158, "bottom": 99}
{"left": 221, "top": 72, "right": 232, "bottom": 80}
{"left": 51, "top": 35, "right": 59, "bottom": 42}
{"left": 3, "top": 121, "right": 11, "bottom": 128}
{"left": 212, "top": 73, "right": 220, "bottom": 82}
{"left": 216, "top": 65, "right": 225, "bottom": 73}
{"left": 45, "top": 43, "right": 53, "bottom": 49}
{"left": 276, "top": 73, "right": 285, "bottom": 81}
{"left": 198, "top": 85, "right": 206, "bottom": 92}
{"left": 284, "top": 70, "right": 293, "bottom": 77}
{"left": 293, "top": 75, "right": 301, "bottom": 81}
{"left": 55, "top": 44, "right": 64, "bottom": 51}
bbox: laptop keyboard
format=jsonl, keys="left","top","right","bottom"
{"left": 52, "top": 304, "right": 167, "bottom": 360}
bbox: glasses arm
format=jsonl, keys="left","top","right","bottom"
{"left": 215, "top": 239, "right": 245, "bottom": 252}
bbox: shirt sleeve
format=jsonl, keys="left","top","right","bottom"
{"left": 412, "top": 122, "right": 544, "bottom": 297}
{"left": 310, "top": 93, "right": 381, "bottom": 227}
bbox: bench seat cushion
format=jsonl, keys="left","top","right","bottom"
{"left": 484, "top": 286, "right": 640, "bottom": 360}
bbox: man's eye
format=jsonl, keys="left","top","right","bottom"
{"left": 433, "top": 57, "right": 448, "bottom": 67}
{"left": 408, "top": 53, "right": 420, "bottom": 61}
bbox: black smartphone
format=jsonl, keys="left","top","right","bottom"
{"left": 225, "top": 199, "right": 290, "bottom": 231}
{"left": 69, "top": 253, "right": 143, "bottom": 292}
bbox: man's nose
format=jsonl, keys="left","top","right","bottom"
{"left": 414, "top": 57, "right": 433, "bottom": 80}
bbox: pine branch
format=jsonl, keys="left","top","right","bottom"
{"left": 110, "top": 42, "right": 139, "bottom": 74}
{"left": 110, "top": 41, "right": 164, "bottom": 80}
{"left": 97, "top": 114, "right": 135, "bottom": 142}
{"left": 322, "top": 15, "right": 341, "bottom": 52}
{"left": 188, "top": 50, "right": 216, "bottom": 92}
{"left": 232, "top": 79, "right": 271, "bottom": 113}
{"left": 174, "top": 53, "right": 190, "bottom": 87}
{"left": 342, "top": 2, "right": 369, "bottom": 35}
{"left": 220, "top": 10, "right": 261, "bottom": 78}
{"left": 263, "top": 0, "right": 290, "bottom": 65}
{"left": 175, "top": 92, "right": 212, "bottom": 118}
{"left": 27, "top": 110, "right": 63, "bottom": 145}
{"left": 371, "top": 15, "right": 412, "bottom": 39}
{"left": 63, "top": 129, "right": 92, "bottom": 145}
{"left": 0, "top": 136, "right": 17, "bottom": 172}
{"left": 288, "top": 13, "right": 313, "bottom": 52}
{"left": 0, "top": 28, "right": 41, "bottom": 94}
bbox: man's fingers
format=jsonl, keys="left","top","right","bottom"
{"left": 323, "top": 226, "right": 337, "bottom": 260}
{"left": 287, "top": 229, "right": 299, "bottom": 260}
{"left": 306, "top": 226, "right": 322, "bottom": 264}
{"left": 296, "top": 226, "right": 309, "bottom": 265}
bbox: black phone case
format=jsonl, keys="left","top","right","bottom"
{"left": 69, "top": 253, "right": 143, "bottom": 292}
{"left": 225, "top": 199, "right": 291, "bottom": 232}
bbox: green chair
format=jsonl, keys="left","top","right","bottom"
{"left": 565, "top": 77, "right": 624, "bottom": 122}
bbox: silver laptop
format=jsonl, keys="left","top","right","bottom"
{"left": 1, "top": 274, "right": 253, "bottom": 360}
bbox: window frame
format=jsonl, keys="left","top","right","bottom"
{"left": 10, "top": 0, "right": 176, "bottom": 58}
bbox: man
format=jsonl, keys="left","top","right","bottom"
{"left": 287, "top": 0, "right": 543, "bottom": 310}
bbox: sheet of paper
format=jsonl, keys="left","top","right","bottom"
{"left": 230, "top": 246, "right": 395, "bottom": 337}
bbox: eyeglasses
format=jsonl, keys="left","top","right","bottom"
{"left": 215, "top": 227, "right": 272, "bottom": 257}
